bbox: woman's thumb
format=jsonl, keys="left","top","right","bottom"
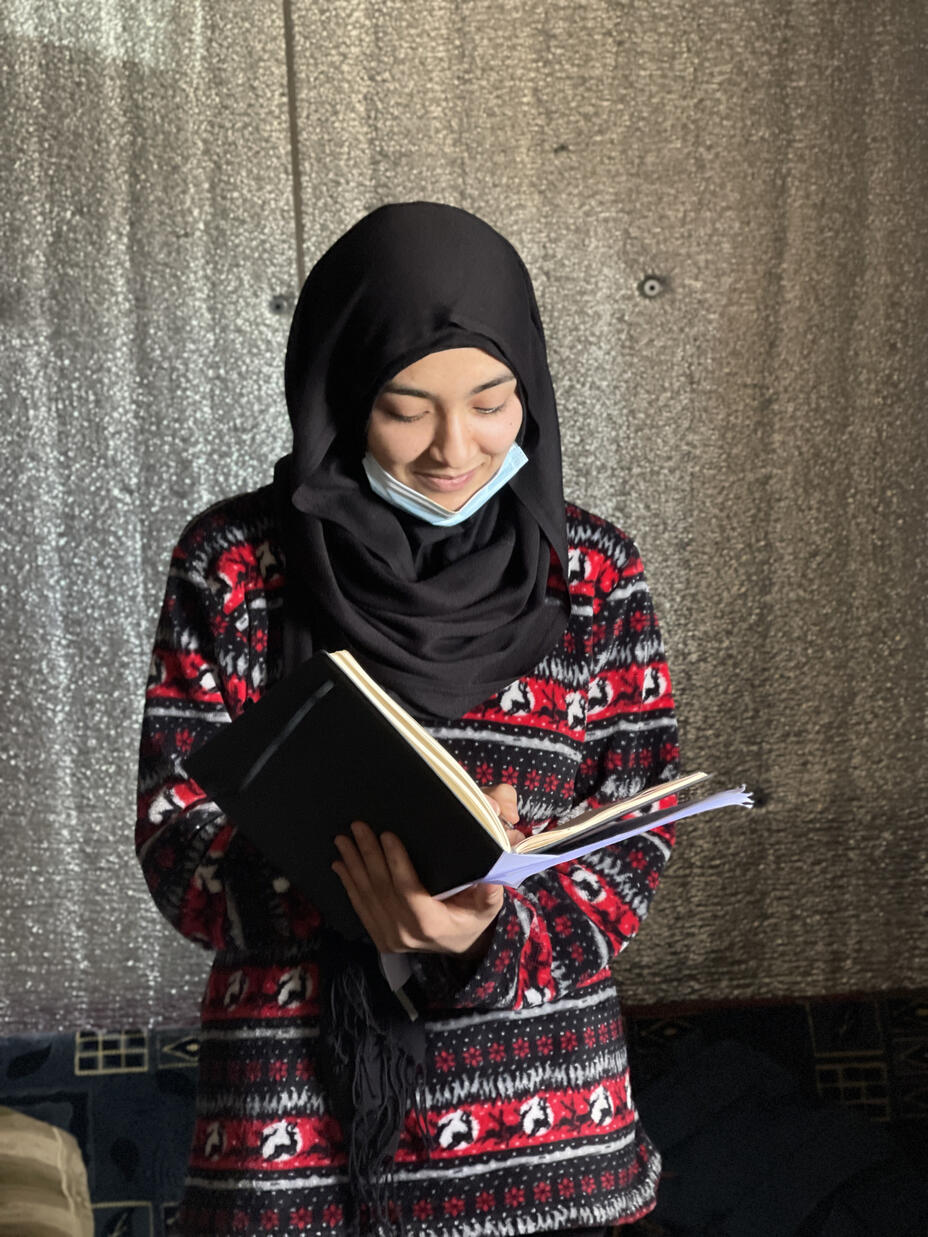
{"left": 484, "top": 782, "right": 519, "bottom": 824}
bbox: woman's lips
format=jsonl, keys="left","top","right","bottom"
{"left": 414, "top": 467, "right": 480, "bottom": 493}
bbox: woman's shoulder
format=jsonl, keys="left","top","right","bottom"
{"left": 170, "top": 484, "right": 280, "bottom": 583}
{"left": 564, "top": 501, "right": 642, "bottom": 573}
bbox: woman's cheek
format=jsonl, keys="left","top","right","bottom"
{"left": 474, "top": 401, "right": 522, "bottom": 453}
{"left": 494, "top": 402, "right": 524, "bottom": 449}
{"left": 372, "top": 421, "right": 431, "bottom": 467}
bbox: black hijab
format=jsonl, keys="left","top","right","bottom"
{"left": 272, "top": 201, "right": 570, "bottom": 718}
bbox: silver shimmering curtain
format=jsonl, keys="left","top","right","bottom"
{"left": 0, "top": 0, "right": 925, "bottom": 1033}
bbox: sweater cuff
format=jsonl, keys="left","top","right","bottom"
{"left": 411, "top": 892, "right": 524, "bottom": 1012}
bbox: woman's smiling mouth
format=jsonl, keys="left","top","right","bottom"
{"left": 414, "top": 467, "right": 481, "bottom": 492}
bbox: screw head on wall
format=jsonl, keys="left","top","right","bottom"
{"left": 638, "top": 274, "right": 667, "bottom": 299}
{"left": 268, "top": 293, "right": 294, "bottom": 315}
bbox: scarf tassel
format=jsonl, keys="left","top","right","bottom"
{"left": 318, "top": 940, "right": 426, "bottom": 1236}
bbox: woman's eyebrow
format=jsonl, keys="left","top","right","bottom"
{"left": 381, "top": 372, "right": 516, "bottom": 399}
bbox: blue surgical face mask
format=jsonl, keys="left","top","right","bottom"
{"left": 362, "top": 442, "right": 528, "bottom": 527}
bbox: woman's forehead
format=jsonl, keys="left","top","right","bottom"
{"left": 384, "top": 347, "right": 514, "bottom": 393}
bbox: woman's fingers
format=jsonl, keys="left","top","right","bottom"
{"left": 332, "top": 825, "right": 401, "bottom": 947}
{"left": 331, "top": 855, "right": 384, "bottom": 946}
{"left": 484, "top": 782, "right": 519, "bottom": 824}
{"left": 349, "top": 820, "right": 395, "bottom": 888}
{"left": 380, "top": 833, "right": 429, "bottom": 898}
{"left": 334, "top": 821, "right": 401, "bottom": 912}
{"left": 332, "top": 824, "right": 426, "bottom": 951}
{"left": 331, "top": 831, "right": 373, "bottom": 897}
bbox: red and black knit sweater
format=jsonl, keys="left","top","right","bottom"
{"left": 136, "top": 486, "right": 680, "bottom": 1237}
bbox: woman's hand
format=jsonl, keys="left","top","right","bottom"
{"left": 331, "top": 784, "right": 521, "bottom": 957}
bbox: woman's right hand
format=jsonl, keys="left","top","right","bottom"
{"left": 330, "top": 782, "right": 521, "bottom": 958}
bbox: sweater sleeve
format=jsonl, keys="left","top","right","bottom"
{"left": 426, "top": 536, "right": 679, "bottom": 1012}
{"left": 135, "top": 524, "right": 321, "bottom": 952}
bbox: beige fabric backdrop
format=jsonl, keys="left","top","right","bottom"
{"left": 0, "top": 0, "right": 924, "bottom": 1032}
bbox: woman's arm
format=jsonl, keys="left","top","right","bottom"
{"left": 135, "top": 525, "right": 320, "bottom": 952}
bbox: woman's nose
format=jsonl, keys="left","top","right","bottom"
{"left": 431, "top": 412, "right": 473, "bottom": 466}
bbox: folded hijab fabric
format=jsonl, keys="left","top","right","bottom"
{"left": 272, "top": 201, "right": 570, "bottom": 720}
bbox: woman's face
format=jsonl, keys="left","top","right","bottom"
{"left": 367, "top": 347, "right": 523, "bottom": 511}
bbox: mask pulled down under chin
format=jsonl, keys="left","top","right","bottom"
{"left": 361, "top": 444, "right": 528, "bottom": 527}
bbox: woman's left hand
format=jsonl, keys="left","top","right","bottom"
{"left": 331, "top": 789, "right": 520, "bottom": 956}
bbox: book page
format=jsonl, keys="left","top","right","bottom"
{"left": 512, "top": 770, "right": 711, "bottom": 854}
{"left": 436, "top": 786, "right": 753, "bottom": 897}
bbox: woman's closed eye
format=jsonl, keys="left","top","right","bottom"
{"left": 380, "top": 398, "right": 507, "bottom": 422}
{"left": 383, "top": 408, "right": 428, "bottom": 423}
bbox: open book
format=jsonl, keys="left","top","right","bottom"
{"left": 186, "top": 649, "right": 752, "bottom": 936}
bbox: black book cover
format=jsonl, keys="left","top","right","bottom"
{"left": 185, "top": 652, "right": 503, "bottom": 936}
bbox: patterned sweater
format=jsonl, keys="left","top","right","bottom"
{"left": 136, "top": 487, "right": 680, "bottom": 1237}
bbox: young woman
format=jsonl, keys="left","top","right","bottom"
{"left": 137, "top": 202, "right": 680, "bottom": 1237}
